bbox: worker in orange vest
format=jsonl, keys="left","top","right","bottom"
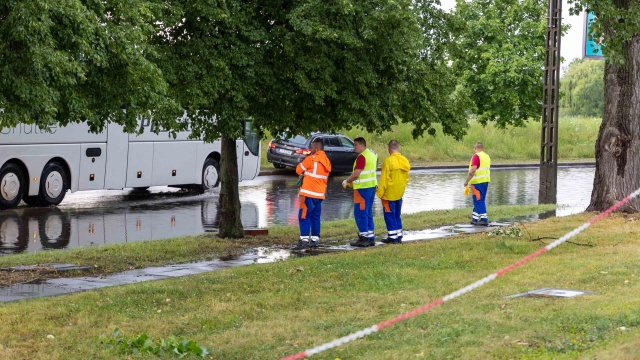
{"left": 292, "top": 138, "right": 332, "bottom": 250}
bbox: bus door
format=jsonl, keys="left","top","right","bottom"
{"left": 126, "top": 142, "right": 154, "bottom": 188}
{"left": 78, "top": 144, "right": 107, "bottom": 190}
{"left": 104, "top": 122, "right": 129, "bottom": 189}
{"left": 236, "top": 140, "right": 244, "bottom": 180}
{"left": 240, "top": 119, "right": 260, "bottom": 181}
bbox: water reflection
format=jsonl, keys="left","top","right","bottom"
{"left": 0, "top": 166, "right": 595, "bottom": 255}
{"left": 0, "top": 196, "right": 260, "bottom": 254}
{"left": 259, "top": 166, "right": 595, "bottom": 226}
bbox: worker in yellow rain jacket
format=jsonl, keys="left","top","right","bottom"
{"left": 464, "top": 141, "right": 491, "bottom": 226}
{"left": 376, "top": 140, "right": 411, "bottom": 244}
{"left": 292, "top": 138, "right": 332, "bottom": 250}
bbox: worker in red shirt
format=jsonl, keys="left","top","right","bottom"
{"left": 464, "top": 142, "right": 491, "bottom": 226}
{"left": 291, "top": 138, "right": 332, "bottom": 250}
{"left": 342, "top": 137, "right": 378, "bottom": 247}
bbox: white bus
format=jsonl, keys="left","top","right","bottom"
{"left": 0, "top": 119, "right": 260, "bottom": 209}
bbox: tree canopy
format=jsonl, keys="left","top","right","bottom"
{"left": 151, "top": 0, "right": 466, "bottom": 142}
{"left": 450, "top": 0, "right": 547, "bottom": 128}
{"left": 560, "top": 59, "right": 604, "bottom": 118}
{"left": 0, "top": 0, "right": 177, "bottom": 133}
{"left": 256, "top": 0, "right": 423, "bottom": 136}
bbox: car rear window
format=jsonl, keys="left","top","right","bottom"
{"left": 278, "top": 134, "right": 307, "bottom": 145}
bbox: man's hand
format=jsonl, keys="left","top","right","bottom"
{"left": 342, "top": 179, "right": 348, "bottom": 189}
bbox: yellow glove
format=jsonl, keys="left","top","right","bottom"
{"left": 464, "top": 185, "right": 470, "bottom": 196}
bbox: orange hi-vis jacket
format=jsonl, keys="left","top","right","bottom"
{"left": 296, "top": 150, "right": 332, "bottom": 199}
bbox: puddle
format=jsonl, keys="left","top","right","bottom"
{"left": 0, "top": 247, "right": 292, "bottom": 303}
{"left": 0, "top": 222, "right": 507, "bottom": 303}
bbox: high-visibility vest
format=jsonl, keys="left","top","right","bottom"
{"left": 352, "top": 148, "right": 378, "bottom": 189}
{"left": 297, "top": 151, "right": 331, "bottom": 199}
{"left": 469, "top": 151, "right": 491, "bottom": 184}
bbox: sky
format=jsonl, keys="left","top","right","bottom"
{"left": 440, "top": 0, "right": 585, "bottom": 75}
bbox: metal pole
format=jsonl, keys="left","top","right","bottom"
{"left": 539, "top": 0, "right": 562, "bottom": 204}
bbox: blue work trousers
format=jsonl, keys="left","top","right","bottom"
{"left": 299, "top": 196, "right": 323, "bottom": 238}
{"left": 382, "top": 198, "right": 403, "bottom": 240}
{"left": 354, "top": 187, "right": 376, "bottom": 240}
{"left": 471, "top": 182, "right": 489, "bottom": 221}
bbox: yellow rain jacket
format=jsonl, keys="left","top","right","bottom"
{"left": 376, "top": 152, "right": 411, "bottom": 201}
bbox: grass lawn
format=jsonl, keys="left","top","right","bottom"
{"left": 2, "top": 207, "right": 640, "bottom": 359}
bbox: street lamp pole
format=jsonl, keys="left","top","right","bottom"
{"left": 539, "top": 0, "right": 562, "bottom": 204}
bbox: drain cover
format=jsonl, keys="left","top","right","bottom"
{"left": 505, "top": 288, "right": 594, "bottom": 298}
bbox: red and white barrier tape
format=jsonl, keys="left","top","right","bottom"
{"left": 282, "top": 187, "right": 640, "bottom": 360}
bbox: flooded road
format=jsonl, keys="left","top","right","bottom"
{"left": 0, "top": 166, "right": 594, "bottom": 255}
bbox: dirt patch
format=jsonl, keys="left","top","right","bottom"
{"left": 0, "top": 269, "right": 102, "bottom": 288}
{"left": 2, "top": 271, "right": 51, "bottom": 287}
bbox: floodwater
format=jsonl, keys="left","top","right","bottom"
{"left": 0, "top": 166, "right": 594, "bottom": 255}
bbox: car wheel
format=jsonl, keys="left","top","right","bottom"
{"left": 38, "top": 161, "right": 69, "bottom": 206}
{"left": 0, "top": 163, "right": 26, "bottom": 210}
{"left": 196, "top": 157, "right": 220, "bottom": 194}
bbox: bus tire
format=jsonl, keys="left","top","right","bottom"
{"left": 196, "top": 157, "right": 220, "bottom": 193}
{"left": 0, "top": 163, "right": 26, "bottom": 210}
{"left": 38, "top": 162, "right": 68, "bottom": 206}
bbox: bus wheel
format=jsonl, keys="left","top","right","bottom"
{"left": 197, "top": 158, "right": 220, "bottom": 193}
{"left": 0, "top": 163, "right": 25, "bottom": 209}
{"left": 38, "top": 162, "right": 68, "bottom": 206}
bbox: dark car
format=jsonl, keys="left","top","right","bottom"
{"left": 267, "top": 133, "right": 359, "bottom": 173}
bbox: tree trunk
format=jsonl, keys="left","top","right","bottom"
{"left": 218, "top": 134, "right": 244, "bottom": 238}
{"left": 587, "top": 35, "right": 640, "bottom": 212}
